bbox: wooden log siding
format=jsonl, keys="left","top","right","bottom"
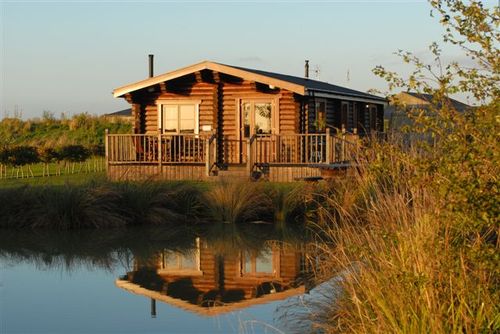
{"left": 221, "top": 81, "right": 259, "bottom": 138}
{"left": 326, "top": 99, "right": 336, "bottom": 130}
{"left": 278, "top": 91, "right": 299, "bottom": 134}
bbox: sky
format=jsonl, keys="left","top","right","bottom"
{"left": 1, "top": 0, "right": 492, "bottom": 119}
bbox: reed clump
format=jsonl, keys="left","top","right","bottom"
{"left": 0, "top": 181, "right": 209, "bottom": 229}
{"left": 203, "top": 179, "right": 272, "bottom": 224}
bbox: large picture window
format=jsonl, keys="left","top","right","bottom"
{"left": 158, "top": 101, "right": 199, "bottom": 134}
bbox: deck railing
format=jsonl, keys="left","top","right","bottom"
{"left": 105, "top": 130, "right": 358, "bottom": 175}
{"left": 250, "top": 130, "right": 358, "bottom": 165}
{"left": 106, "top": 133, "right": 208, "bottom": 164}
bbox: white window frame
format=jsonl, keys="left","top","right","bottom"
{"left": 158, "top": 237, "right": 202, "bottom": 276}
{"left": 157, "top": 100, "right": 201, "bottom": 135}
{"left": 236, "top": 97, "right": 278, "bottom": 140}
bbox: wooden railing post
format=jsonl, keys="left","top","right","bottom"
{"left": 246, "top": 135, "right": 254, "bottom": 177}
{"left": 158, "top": 133, "right": 162, "bottom": 171}
{"left": 104, "top": 129, "right": 109, "bottom": 172}
{"left": 212, "top": 134, "right": 217, "bottom": 168}
{"left": 325, "top": 128, "right": 331, "bottom": 164}
{"left": 205, "top": 135, "right": 211, "bottom": 177}
{"left": 341, "top": 131, "right": 346, "bottom": 161}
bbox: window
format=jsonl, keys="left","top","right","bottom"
{"left": 315, "top": 100, "right": 326, "bottom": 132}
{"left": 241, "top": 247, "right": 277, "bottom": 276}
{"left": 363, "top": 104, "right": 378, "bottom": 134}
{"left": 158, "top": 101, "right": 199, "bottom": 134}
{"left": 341, "top": 101, "right": 357, "bottom": 133}
{"left": 158, "top": 238, "right": 201, "bottom": 275}
{"left": 240, "top": 100, "right": 273, "bottom": 138}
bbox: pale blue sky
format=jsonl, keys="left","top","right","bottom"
{"left": 0, "top": 1, "right": 487, "bottom": 119}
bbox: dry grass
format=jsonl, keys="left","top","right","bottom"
{"left": 306, "top": 147, "right": 499, "bottom": 333}
{"left": 204, "top": 179, "right": 272, "bottom": 224}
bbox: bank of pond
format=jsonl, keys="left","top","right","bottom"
{"left": 0, "top": 180, "right": 330, "bottom": 229}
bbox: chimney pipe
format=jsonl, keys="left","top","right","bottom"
{"left": 305, "top": 60, "right": 309, "bottom": 79}
{"left": 148, "top": 54, "right": 154, "bottom": 78}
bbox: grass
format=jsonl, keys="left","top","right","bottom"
{"left": 0, "top": 171, "right": 106, "bottom": 188}
{"left": 0, "top": 157, "right": 105, "bottom": 180}
{"left": 0, "top": 178, "right": 310, "bottom": 229}
{"left": 303, "top": 139, "right": 499, "bottom": 333}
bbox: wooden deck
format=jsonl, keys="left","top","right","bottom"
{"left": 105, "top": 130, "right": 358, "bottom": 182}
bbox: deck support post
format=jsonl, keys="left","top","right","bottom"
{"left": 158, "top": 133, "right": 162, "bottom": 176}
{"left": 325, "top": 128, "right": 331, "bottom": 164}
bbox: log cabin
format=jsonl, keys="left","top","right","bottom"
{"left": 115, "top": 238, "right": 305, "bottom": 317}
{"left": 107, "top": 58, "right": 386, "bottom": 181}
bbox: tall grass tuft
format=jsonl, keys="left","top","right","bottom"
{"left": 204, "top": 180, "right": 272, "bottom": 224}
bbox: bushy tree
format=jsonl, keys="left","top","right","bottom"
{"left": 57, "top": 145, "right": 90, "bottom": 173}
{"left": 37, "top": 147, "right": 59, "bottom": 177}
{"left": 1, "top": 146, "right": 39, "bottom": 178}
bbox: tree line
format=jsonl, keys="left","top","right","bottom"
{"left": 0, "top": 144, "right": 105, "bottom": 178}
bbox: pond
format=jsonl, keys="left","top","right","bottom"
{"left": 0, "top": 224, "right": 323, "bottom": 334}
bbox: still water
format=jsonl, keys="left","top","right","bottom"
{"left": 0, "top": 224, "right": 322, "bottom": 334}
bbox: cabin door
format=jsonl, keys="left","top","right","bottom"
{"left": 239, "top": 100, "right": 273, "bottom": 163}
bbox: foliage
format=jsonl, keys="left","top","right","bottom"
{"left": 57, "top": 145, "right": 90, "bottom": 163}
{"left": 37, "top": 147, "right": 59, "bottom": 164}
{"left": 1, "top": 146, "right": 39, "bottom": 167}
{"left": 0, "top": 112, "right": 131, "bottom": 148}
{"left": 310, "top": 1, "right": 499, "bottom": 333}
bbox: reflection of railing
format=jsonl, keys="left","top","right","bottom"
{"left": 106, "top": 133, "right": 208, "bottom": 164}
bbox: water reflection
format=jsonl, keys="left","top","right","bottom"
{"left": 117, "top": 235, "right": 307, "bottom": 317}
{"left": 0, "top": 223, "right": 313, "bottom": 322}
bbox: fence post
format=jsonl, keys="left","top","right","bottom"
{"left": 325, "top": 128, "right": 331, "bottom": 164}
{"left": 104, "top": 129, "right": 109, "bottom": 174}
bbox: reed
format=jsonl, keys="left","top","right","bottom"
{"left": 306, "top": 138, "right": 499, "bottom": 333}
{"left": 204, "top": 180, "right": 272, "bottom": 224}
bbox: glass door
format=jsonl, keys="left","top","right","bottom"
{"left": 240, "top": 101, "right": 272, "bottom": 138}
{"left": 239, "top": 100, "right": 273, "bottom": 164}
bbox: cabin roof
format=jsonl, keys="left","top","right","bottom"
{"left": 229, "top": 65, "right": 387, "bottom": 101}
{"left": 113, "top": 60, "right": 386, "bottom": 103}
{"left": 403, "top": 92, "right": 471, "bottom": 112}
{"left": 105, "top": 108, "right": 132, "bottom": 117}
{"left": 115, "top": 279, "right": 305, "bottom": 317}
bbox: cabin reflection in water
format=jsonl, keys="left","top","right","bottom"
{"left": 116, "top": 238, "right": 306, "bottom": 316}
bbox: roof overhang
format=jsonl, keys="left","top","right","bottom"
{"left": 113, "top": 61, "right": 306, "bottom": 98}
{"left": 115, "top": 279, "right": 305, "bottom": 317}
